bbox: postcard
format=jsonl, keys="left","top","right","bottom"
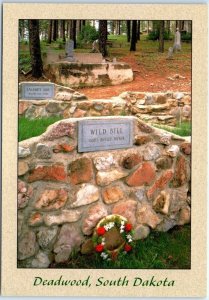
{"left": 1, "top": 3, "right": 207, "bottom": 297}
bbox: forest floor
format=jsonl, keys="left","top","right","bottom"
{"left": 19, "top": 36, "right": 191, "bottom": 99}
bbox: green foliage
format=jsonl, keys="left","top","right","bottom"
{"left": 154, "top": 121, "right": 191, "bottom": 137}
{"left": 51, "top": 225, "right": 191, "bottom": 269}
{"left": 181, "top": 32, "right": 192, "bottom": 42}
{"left": 18, "top": 116, "right": 62, "bottom": 141}
{"left": 147, "top": 29, "right": 173, "bottom": 41}
{"left": 77, "top": 24, "right": 99, "bottom": 46}
{"left": 19, "top": 53, "right": 31, "bottom": 72}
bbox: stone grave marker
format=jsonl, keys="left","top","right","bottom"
{"left": 20, "top": 82, "right": 55, "bottom": 99}
{"left": 167, "top": 47, "right": 174, "bottom": 59}
{"left": 78, "top": 118, "right": 133, "bottom": 152}
{"left": 173, "top": 28, "right": 181, "bottom": 51}
{"left": 65, "top": 39, "right": 75, "bottom": 61}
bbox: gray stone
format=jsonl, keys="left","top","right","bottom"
{"left": 135, "top": 188, "right": 146, "bottom": 201}
{"left": 31, "top": 251, "right": 51, "bottom": 268}
{"left": 20, "top": 82, "right": 54, "bottom": 100}
{"left": 37, "top": 227, "right": 58, "bottom": 250}
{"left": 25, "top": 105, "right": 37, "bottom": 119}
{"left": 71, "top": 184, "right": 99, "bottom": 208}
{"left": 182, "top": 105, "right": 191, "bottom": 118}
{"left": 54, "top": 224, "right": 83, "bottom": 263}
{"left": 166, "top": 145, "right": 180, "bottom": 157}
{"left": 133, "top": 225, "right": 150, "bottom": 240}
{"left": 143, "top": 144, "right": 161, "bottom": 161}
{"left": 78, "top": 118, "right": 133, "bottom": 152}
{"left": 94, "top": 104, "right": 104, "bottom": 111}
{"left": 145, "top": 94, "right": 154, "bottom": 105}
{"left": 35, "top": 143, "right": 52, "bottom": 159}
{"left": 155, "top": 218, "right": 177, "bottom": 232}
{"left": 46, "top": 102, "right": 62, "bottom": 113}
{"left": 173, "top": 92, "right": 184, "bottom": 100}
{"left": 55, "top": 92, "right": 73, "bottom": 101}
{"left": 18, "top": 147, "right": 31, "bottom": 158}
{"left": 18, "top": 231, "right": 37, "bottom": 260}
{"left": 44, "top": 210, "right": 81, "bottom": 226}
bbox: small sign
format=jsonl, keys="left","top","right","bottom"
{"left": 78, "top": 119, "right": 133, "bottom": 152}
{"left": 21, "top": 83, "right": 54, "bottom": 99}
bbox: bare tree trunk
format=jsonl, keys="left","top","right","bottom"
{"left": 158, "top": 20, "right": 164, "bottom": 52}
{"left": 127, "top": 20, "right": 131, "bottom": 42}
{"left": 137, "top": 20, "right": 140, "bottom": 41}
{"left": 72, "top": 20, "right": 77, "bottom": 48}
{"left": 28, "top": 20, "right": 43, "bottom": 78}
{"left": 130, "top": 20, "right": 137, "bottom": 51}
{"left": 52, "top": 20, "right": 58, "bottom": 41}
{"left": 47, "top": 20, "right": 52, "bottom": 44}
{"left": 118, "top": 21, "right": 121, "bottom": 35}
{"left": 60, "top": 20, "right": 66, "bottom": 42}
{"left": 99, "top": 20, "right": 108, "bottom": 57}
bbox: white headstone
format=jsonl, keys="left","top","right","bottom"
{"left": 167, "top": 47, "right": 174, "bottom": 59}
{"left": 173, "top": 28, "right": 181, "bottom": 51}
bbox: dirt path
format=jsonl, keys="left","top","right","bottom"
{"left": 80, "top": 53, "right": 191, "bottom": 99}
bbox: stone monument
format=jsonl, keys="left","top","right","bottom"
{"left": 173, "top": 28, "right": 181, "bottom": 52}
{"left": 65, "top": 39, "right": 76, "bottom": 61}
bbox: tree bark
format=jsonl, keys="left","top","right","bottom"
{"left": 127, "top": 21, "right": 131, "bottom": 42}
{"left": 137, "top": 20, "right": 140, "bottom": 41}
{"left": 130, "top": 20, "right": 137, "bottom": 51}
{"left": 99, "top": 20, "right": 108, "bottom": 57}
{"left": 60, "top": 20, "right": 66, "bottom": 42}
{"left": 52, "top": 20, "right": 58, "bottom": 41}
{"left": 47, "top": 20, "right": 52, "bottom": 43}
{"left": 28, "top": 20, "right": 43, "bottom": 78}
{"left": 158, "top": 20, "right": 164, "bottom": 52}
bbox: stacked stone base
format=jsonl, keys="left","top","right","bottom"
{"left": 18, "top": 116, "right": 191, "bottom": 268}
{"left": 19, "top": 91, "right": 191, "bottom": 127}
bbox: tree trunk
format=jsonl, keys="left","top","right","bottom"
{"left": 52, "top": 20, "right": 58, "bottom": 41}
{"left": 82, "top": 20, "right": 86, "bottom": 27}
{"left": 158, "top": 21, "right": 164, "bottom": 52}
{"left": 137, "top": 20, "right": 140, "bottom": 41}
{"left": 127, "top": 20, "right": 131, "bottom": 42}
{"left": 118, "top": 21, "right": 121, "bottom": 35}
{"left": 130, "top": 20, "right": 137, "bottom": 51}
{"left": 99, "top": 20, "right": 108, "bottom": 57}
{"left": 60, "top": 20, "right": 66, "bottom": 42}
{"left": 28, "top": 20, "right": 43, "bottom": 78}
{"left": 167, "top": 20, "right": 170, "bottom": 33}
{"left": 47, "top": 20, "right": 52, "bottom": 43}
{"left": 72, "top": 20, "right": 77, "bottom": 48}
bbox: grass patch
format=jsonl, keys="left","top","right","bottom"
{"left": 50, "top": 225, "right": 190, "bottom": 269}
{"left": 18, "top": 116, "right": 62, "bottom": 141}
{"left": 154, "top": 121, "right": 191, "bottom": 137}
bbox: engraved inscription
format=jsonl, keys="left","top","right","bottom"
{"left": 78, "top": 119, "right": 133, "bottom": 152}
{"left": 21, "top": 83, "right": 54, "bottom": 99}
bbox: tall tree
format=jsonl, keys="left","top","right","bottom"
{"left": 130, "top": 20, "right": 137, "bottom": 51}
{"left": 158, "top": 21, "right": 164, "bottom": 52}
{"left": 127, "top": 21, "right": 131, "bottom": 42}
{"left": 137, "top": 21, "right": 140, "bottom": 41}
{"left": 99, "top": 20, "right": 108, "bottom": 57}
{"left": 28, "top": 20, "right": 43, "bottom": 78}
{"left": 60, "top": 20, "right": 66, "bottom": 42}
{"left": 52, "top": 20, "right": 58, "bottom": 41}
{"left": 47, "top": 20, "right": 52, "bottom": 44}
{"left": 72, "top": 20, "right": 77, "bottom": 48}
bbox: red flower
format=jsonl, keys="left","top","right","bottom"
{"left": 95, "top": 244, "right": 104, "bottom": 253}
{"left": 125, "top": 223, "right": 132, "bottom": 232}
{"left": 97, "top": 226, "right": 106, "bottom": 236}
{"left": 124, "top": 244, "right": 132, "bottom": 252}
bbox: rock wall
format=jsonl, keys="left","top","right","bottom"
{"left": 44, "top": 62, "right": 133, "bottom": 88}
{"left": 18, "top": 116, "right": 191, "bottom": 268}
{"left": 19, "top": 91, "right": 191, "bottom": 127}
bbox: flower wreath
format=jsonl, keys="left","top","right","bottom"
{"left": 92, "top": 214, "right": 134, "bottom": 261}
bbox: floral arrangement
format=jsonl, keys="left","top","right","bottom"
{"left": 93, "top": 214, "right": 134, "bottom": 261}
